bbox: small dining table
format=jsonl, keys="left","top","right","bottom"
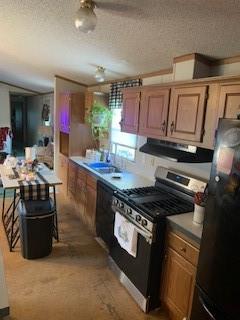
{"left": 0, "top": 164, "right": 62, "bottom": 251}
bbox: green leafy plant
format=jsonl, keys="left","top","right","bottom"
{"left": 85, "top": 101, "right": 112, "bottom": 140}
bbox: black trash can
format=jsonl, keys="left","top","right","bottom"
{"left": 18, "top": 199, "right": 54, "bottom": 259}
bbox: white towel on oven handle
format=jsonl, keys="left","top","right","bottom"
{"left": 114, "top": 211, "right": 138, "bottom": 258}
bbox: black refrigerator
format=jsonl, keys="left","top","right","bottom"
{"left": 191, "top": 119, "right": 240, "bottom": 320}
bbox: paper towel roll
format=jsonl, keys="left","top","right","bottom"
{"left": 25, "top": 147, "right": 36, "bottom": 161}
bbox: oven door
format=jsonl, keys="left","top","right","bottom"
{"left": 109, "top": 211, "right": 154, "bottom": 304}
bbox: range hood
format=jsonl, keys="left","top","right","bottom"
{"left": 139, "top": 138, "right": 213, "bottom": 163}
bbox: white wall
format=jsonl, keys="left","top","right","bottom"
{"left": 0, "top": 83, "right": 33, "bottom": 128}
{"left": 123, "top": 136, "right": 212, "bottom": 183}
{"left": 0, "top": 85, "right": 10, "bottom": 127}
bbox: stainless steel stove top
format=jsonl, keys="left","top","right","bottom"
{"left": 112, "top": 167, "right": 207, "bottom": 234}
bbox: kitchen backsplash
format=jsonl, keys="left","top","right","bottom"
{"left": 114, "top": 136, "right": 212, "bottom": 182}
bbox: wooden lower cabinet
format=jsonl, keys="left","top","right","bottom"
{"left": 161, "top": 231, "right": 199, "bottom": 320}
{"left": 75, "top": 176, "right": 87, "bottom": 218}
{"left": 68, "top": 163, "right": 97, "bottom": 234}
{"left": 68, "top": 160, "right": 78, "bottom": 199}
{"left": 58, "top": 153, "right": 69, "bottom": 194}
{"left": 85, "top": 183, "right": 97, "bottom": 234}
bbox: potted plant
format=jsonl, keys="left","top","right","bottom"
{"left": 193, "top": 191, "right": 207, "bottom": 224}
{"left": 85, "top": 101, "right": 112, "bottom": 142}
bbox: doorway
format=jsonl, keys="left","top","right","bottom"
{"left": 10, "top": 95, "right": 28, "bottom": 156}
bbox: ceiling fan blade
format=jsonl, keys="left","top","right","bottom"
{"left": 95, "top": 1, "right": 143, "bottom": 17}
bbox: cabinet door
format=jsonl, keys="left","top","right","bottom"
{"left": 68, "top": 161, "right": 77, "bottom": 197}
{"left": 139, "top": 88, "right": 170, "bottom": 138}
{"left": 59, "top": 93, "right": 71, "bottom": 133}
{"left": 161, "top": 248, "right": 196, "bottom": 320}
{"left": 168, "top": 86, "right": 207, "bottom": 142}
{"left": 218, "top": 84, "right": 240, "bottom": 119}
{"left": 58, "top": 153, "right": 68, "bottom": 194}
{"left": 121, "top": 91, "right": 140, "bottom": 134}
{"left": 85, "top": 184, "right": 97, "bottom": 234}
{"left": 76, "top": 177, "right": 86, "bottom": 216}
{"left": 71, "top": 92, "right": 85, "bottom": 124}
{"left": 75, "top": 167, "right": 87, "bottom": 216}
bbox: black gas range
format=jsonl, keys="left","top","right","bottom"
{"left": 109, "top": 166, "right": 207, "bottom": 312}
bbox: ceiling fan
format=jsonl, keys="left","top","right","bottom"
{"left": 74, "top": 0, "right": 139, "bottom": 33}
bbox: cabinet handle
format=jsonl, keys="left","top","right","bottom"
{"left": 161, "top": 120, "right": 166, "bottom": 132}
{"left": 180, "top": 247, "right": 186, "bottom": 252}
{"left": 170, "top": 121, "right": 175, "bottom": 134}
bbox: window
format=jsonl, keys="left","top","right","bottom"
{"left": 110, "top": 109, "right": 136, "bottom": 161}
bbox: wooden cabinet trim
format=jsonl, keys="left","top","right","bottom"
{"left": 121, "top": 91, "right": 141, "bottom": 134}
{"left": 167, "top": 231, "right": 199, "bottom": 267}
{"left": 77, "top": 167, "right": 87, "bottom": 181}
{"left": 162, "top": 248, "right": 196, "bottom": 320}
{"left": 218, "top": 84, "right": 240, "bottom": 120}
{"left": 167, "top": 86, "right": 208, "bottom": 142}
{"left": 139, "top": 88, "right": 170, "bottom": 138}
{"left": 86, "top": 174, "right": 97, "bottom": 190}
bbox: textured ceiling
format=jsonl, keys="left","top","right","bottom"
{"left": 0, "top": 0, "right": 240, "bottom": 92}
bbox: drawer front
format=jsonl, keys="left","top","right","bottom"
{"left": 77, "top": 167, "right": 87, "bottom": 181}
{"left": 168, "top": 232, "right": 199, "bottom": 267}
{"left": 76, "top": 177, "right": 86, "bottom": 190}
{"left": 86, "top": 174, "right": 97, "bottom": 190}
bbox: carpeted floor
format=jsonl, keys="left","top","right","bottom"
{"left": 0, "top": 194, "right": 167, "bottom": 320}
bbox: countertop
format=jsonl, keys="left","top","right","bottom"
{"left": 167, "top": 212, "right": 203, "bottom": 245}
{"left": 71, "top": 157, "right": 203, "bottom": 245}
{"left": 70, "top": 156, "right": 154, "bottom": 190}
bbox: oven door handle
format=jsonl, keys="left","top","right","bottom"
{"left": 134, "top": 224, "right": 153, "bottom": 244}
{"left": 115, "top": 211, "right": 153, "bottom": 244}
{"left": 198, "top": 293, "right": 216, "bottom": 320}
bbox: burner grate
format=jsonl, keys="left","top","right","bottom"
{"left": 121, "top": 186, "right": 168, "bottom": 198}
{"left": 117, "top": 185, "right": 194, "bottom": 219}
{"left": 140, "top": 196, "right": 193, "bottom": 216}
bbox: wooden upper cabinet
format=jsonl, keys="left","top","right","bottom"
{"left": 167, "top": 86, "right": 208, "bottom": 142}
{"left": 70, "top": 92, "right": 85, "bottom": 124}
{"left": 139, "top": 88, "right": 170, "bottom": 138}
{"left": 59, "top": 92, "right": 85, "bottom": 134}
{"left": 218, "top": 84, "right": 240, "bottom": 119}
{"left": 121, "top": 90, "right": 140, "bottom": 134}
{"left": 59, "top": 93, "right": 71, "bottom": 134}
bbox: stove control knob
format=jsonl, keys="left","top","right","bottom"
{"left": 118, "top": 202, "right": 124, "bottom": 209}
{"left": 136, "top": 215, "right": 142, "bottom": 222}
{"left": 113, "top": 199, "right": 118, "bottom": 206}
{"left": 126, "top": 208, "right": 132, "bottom": 215}
{"left": 141, "top": 219, "right": 148, "bottom": 227}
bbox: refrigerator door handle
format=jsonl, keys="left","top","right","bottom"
{"left": 199, "top": 294, "right": 216, "bottom": 320}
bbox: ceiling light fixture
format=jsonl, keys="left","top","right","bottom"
{"left": 75, "top": 0, "right": 97, "bottom": 33}
{"left": 95, "top": 66, "right": 106, "bottom": 82}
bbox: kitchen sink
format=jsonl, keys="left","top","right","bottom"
{"left": 84, "top": 162, "right": 122, "bottom": 174}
